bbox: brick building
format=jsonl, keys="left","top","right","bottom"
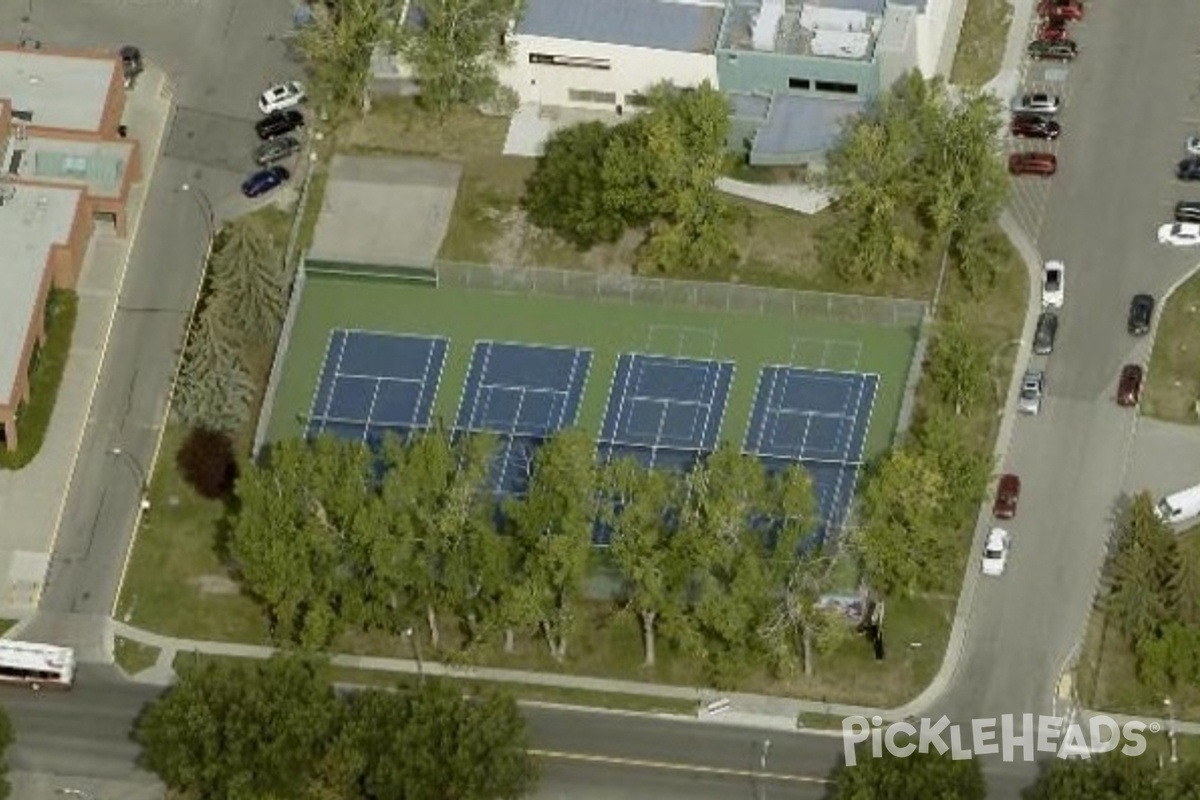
{"left": 0, "top": 44, "right": 142, "bottom": 451}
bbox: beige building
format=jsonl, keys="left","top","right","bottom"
{"left": 0, "top": 44, "right": 143, "bottom": 451}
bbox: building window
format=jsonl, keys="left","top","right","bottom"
{"left": 815, "top": 80, "right": 858, "bottom": 95}
{"left": 788, "top": 77, "right": 811, "bottom": 90}
{"left": 625, "top": 93, "right": 650, "bottom": 107}
{"left": 569, "top": 89, "right": 618, "bottom": 105}
{"left": 529, "top": 53, "right": 611, "bottom": 70}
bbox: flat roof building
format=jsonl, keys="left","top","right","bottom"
{"left": 0, "top": 44, "right": 141, "bottom": 452}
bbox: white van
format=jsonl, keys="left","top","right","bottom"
{"left": 1155, "top": 484, "right": 1200, "bottom": 525}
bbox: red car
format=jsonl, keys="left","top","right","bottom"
{"left": 1117, "top": 365, "right": 1143, "bottom": 407}
{"left": 1009, "top": 152, "right": 1057, "bottom": 177}
{"left": 1038, "top": 20, "right": 1069, "bottom": 41}
{"left": 1039, "top": 0, "right": 1083, "bottom": 20}
{"left": 993, "top": 474, "right": 1021, "bottom": 519}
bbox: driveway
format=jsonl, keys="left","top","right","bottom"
{"left": 933, "top": 0, "right": 1200, "bottom": 727}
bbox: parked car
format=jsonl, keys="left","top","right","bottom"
{"left": 120, "top": 45, "right": 143, "bottom": 89}
{"left": 1178, "top": 157, "right": 1200, "bottom": 181}
{"left": 1042, "top": 260, "right": 1065, "bottom": 308}
{"left": 1011, "top": 116, "right": 1061, "bottom": 140}
{"left": 1038, "top": 20, "right": 1070, "bottom": 41}
{"left": 993, "top": 474, "right": 1021, "bottom": 519}
{"left": 1038, "top": 0, "right": 1083, "bottom": 20}
{"left": 259, "top": 81, "right": 306, "bottom": 114}
{"left": 254, "top": 135, "right": 302, "bottom": 166}
{"left": 1012, "top": 93, "right": 1060, "bottom": 115}
{"left": 1177, "top": 201, "right": 1200, "bottom": 223}
{"left": 982, "top": 528, "right": 1011, "bottom": 576}
{"left": 1028, "top": 39, "right": 1077, "bottom": 61}
{"left": 241, "top": 165, "right": 291, "bottom": 198}
{"left": 255, "top": 109, "right": 304, "bottom": 140}
{"left": 1034, "top": 311, "right": 1059, "bottom": 355}
{"left": 1117, "top": 365, "right": 1143, "bottom": 408}
{"left": 1019, "top": 370, "right": 1045, "bottom": 415}
{"left": 1127, "top": 294, "right": 1154, "bottom": 336}
{"left": 1009, "top": 152, "right": 1057, "bottom": 177}
{"left": 1158, "top": 222, "right": 1200, "bottom": 246}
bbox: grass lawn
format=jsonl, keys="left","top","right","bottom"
{"left": 0, "top": 291, "right": 78, "bottom": 469}
{"left": 0, "top": 619, "right": 17, "bottom": 636}
{"left": 1142, "top": 270, "right": 1200, "bottom": 424}
{"left": 114, "top": 636, "right": 160, "bottom": 676}
{"left": 1075, "top": 529, "right": 1200, "bottom": 721}
{"left": 951, "top": 0, "right": 1014, "bottom": 88}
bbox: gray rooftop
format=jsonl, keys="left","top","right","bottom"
{"left": 0, "top": 184, "right": 82, "bottom": 405}
{"left": 310, "top": 155, "right": 462, "bottom": 269}
{"left": 729, "top": 93, "right": 771, "bottom": 121}
{"left": 823, "top": 0, "right": 886, "bottom": 13}
{"left": 516, "top": 0, "right": 725, "bottom": 54}
{"left": 753, "top": 93, "right": 866, "bottom": 159}
{"left": 0, "top": 50, "right": 116, "bottom": 132}
{"left": 12, "top": 136, "right": 132, "bottom": 198}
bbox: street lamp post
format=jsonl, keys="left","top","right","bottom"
{"left": 1164, "top": 697, "right": 1179, "bottom": 764}
{"left": 403, "top": 627, "right": 425, "bottom": 684}
{"left": 108, "top": 448, "right": 150, "bottom": 510}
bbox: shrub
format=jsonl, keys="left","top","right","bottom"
{"left": 177, "top": 428, "right": 238, "bottom": 499}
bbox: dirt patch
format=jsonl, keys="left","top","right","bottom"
{"left": 191, "top": 574, "right": 241, "bottom": 595}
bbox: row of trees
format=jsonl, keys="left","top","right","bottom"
{"left": 174, "top": 218, "right": 288, "bottom": 434}
{"left": 1104, "top": 492, "right": 1200, "bottom": 693}
{"left": 820, "top": 72, "right": 1010, "bottom": 290}
{"left": 230, "top": 429, "right": 860, "bottom": 683}
{"left": 524, "top": 83, "right": 737, "bottom": 274}
{"left": 136, "top": 655, "right": 537, "bottom": 800}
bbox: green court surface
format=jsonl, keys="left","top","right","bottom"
{"left": 264, "top": 273, "right": 920, "bottom": 459}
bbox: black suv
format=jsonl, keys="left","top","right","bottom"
{"left": 1177, "top": 201, "right": 1200, "bottom": 223}
{"left": 1034, "top": 311, "right": 1059, "bottom": 355}
{"left": 255, "top": 135, "right": 301, "bottom": 165}
{"left": 1178, "top": 158, "right": 1200, "bottom": 181}
{"left": 255, "top": 109, "right": 304, "bottom": 141}
{"left": 1011, "top": 114, "right": 1061, "bottom": 140}
{"left": 1127, "top": 294, "right": 1154, "bottom": 336}
{"left": 1028, "top": 39, "right": 1077, "bottom": 61}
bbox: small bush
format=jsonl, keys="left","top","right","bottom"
{"left": 177, "top": 428, "right": 238, "bottom": 499}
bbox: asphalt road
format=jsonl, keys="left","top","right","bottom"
{"left": 6, "top": 0, "right": 301, "bottom": 650}
{"left": 0, "top": 670, "right": 1043, "bottom": 799}
{"left": 935, "top": 0, "right": 1200, "bottom": 725}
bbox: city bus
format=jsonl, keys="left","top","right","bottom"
{"left": 0, "top": 640, "right": 76, "bottom": 689}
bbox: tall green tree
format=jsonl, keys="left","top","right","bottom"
{"left": 1025, "top": 751, "right": 1174, "bottom": 800}
{"left": 506, "top": 429, "right": 598, "bottom": 660}
{"left": 833, "top": 744, "right": 986, "bottom": 800}
{"left": 524, "top": 122, "right": 627, "bottom": 249}
{"left": 135, "top": 655, "right": 341, "bottom": 800}
{"left": 911, "top": 409, "right": 991, "bottom": 531}
{"left": 1107, "top": 492, "right": 1178, "bottom": 643}
{"left": 173, "top": 297, "right": 255, "bottom": 433}
{"left": 399, "top": 0, "right": 515, "bottom": 113}
{"left": 230, "top": 436, "right": 375, "bottom": 646}
{"left": 210, "top": 217, "right": 287, "bottom": 344}
{"left": 297, "top": 0, "right": 393, "bottom": 120}
{"left": 854, "top": 447, "right": 951, "bottom": 598}
{"left": 344, "top": 680, "right": 538, "bottom": 800}
{"left": 603, "top": 457, "right": 690, "bottom": 667}
{"left": 382, "top": 427, "right": 498, "bottom": 648}
{"left": 925, "top": 311, "right": 990, "bottom": 415}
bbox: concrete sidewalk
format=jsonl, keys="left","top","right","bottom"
{"left": 0, "top": 70, "right": 174, "bottom": 615}
{"left": 111, "top": 621, "right": 897, "bottom": 730}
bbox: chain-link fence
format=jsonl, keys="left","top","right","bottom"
{"left": 435, "top": 261, "right": 927, "bottom": 328}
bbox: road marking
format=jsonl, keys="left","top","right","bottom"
{"left": 530, "top": 749, "right": 834, "bottom": 785}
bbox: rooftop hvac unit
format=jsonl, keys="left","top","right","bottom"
{"left": 752, "top": 0, "right": 786, "bottom": 51}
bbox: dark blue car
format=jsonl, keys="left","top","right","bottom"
{"left": 241, "top": 166, "right": 290, "bottom": 198}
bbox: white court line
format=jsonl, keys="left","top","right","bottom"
{"left": 463, "top": 341, "right": 494, "bottom": 430}
{"left": 303, "top": 328, "right": 341, "bottom": 436}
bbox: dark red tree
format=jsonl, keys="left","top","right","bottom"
{"left": 177, "top": 428, "right": 238, "bottom": 500}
